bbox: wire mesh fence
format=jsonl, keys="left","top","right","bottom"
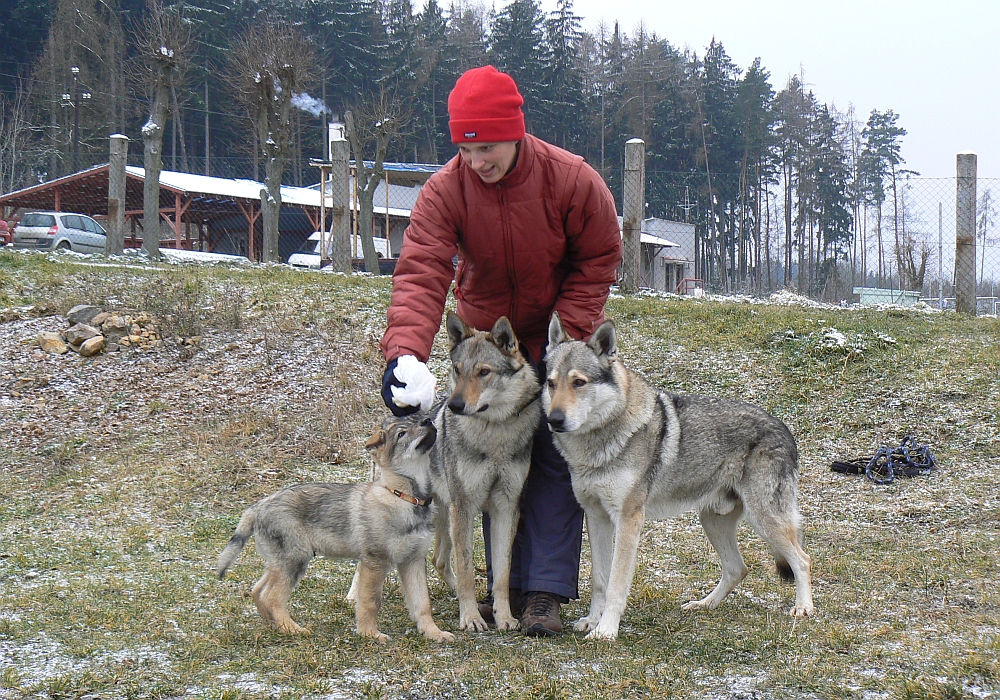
{"left": 2, "top": 135, "right": 997, "bottom": 313}
{"left": 0, "top": 138, "right": 438, "bottom": 265}
{"left": 639, "top": 169, "right": 1000, "bottom": 311}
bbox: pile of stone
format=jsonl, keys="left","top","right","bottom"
{"left": 36, "top": 304, "right": 162, "bottom": 357}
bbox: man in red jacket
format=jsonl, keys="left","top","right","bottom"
{"left": 380, "top": 66, "right": 622, "bottom": 636}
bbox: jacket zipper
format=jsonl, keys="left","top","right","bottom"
{"left": 497, "top": 184, "right": 518, "bottom": 328}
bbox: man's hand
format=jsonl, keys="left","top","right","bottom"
{"left": 381, "top": 355, "right": 436, "bottom": 417}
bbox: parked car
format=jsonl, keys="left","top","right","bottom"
{"left": 12, "top": 212, "right": 107, "bottom": 254}
{"left": 0, "top": 219, "right": 10, "bottom": 246}
{"left": 288, "top": 230, "right": 390, "bottom": 269}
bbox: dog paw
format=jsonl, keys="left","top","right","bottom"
{"left": 275, "top": 621, "right": 310, "bottom": 635}
{"left": 459, "top": 613, "right": 490, "bottom": 632}
{"left": 359, "top": 629, "right": 390, "bottom": 644}
{"left": 680, "top": 598, "right": 716, "bottom": 612}
{"left": 573, "top": 616, "right": 599, "bottom": 633}
{"left": 585, "top": 623, "right": 619, "bottom": 641}
{"left": 494, "top": 615, "right": 519, "bottom": 631}
{"left": 426, "top": 629, "right": 455, "bottom": 643}
{"left": 789, "top": 603, "right": 814, "bottom": 618}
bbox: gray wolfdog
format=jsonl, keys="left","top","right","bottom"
{"left": 217, "top": 412, "right": 453, "bottom": 643}
{"left": 430, "top": 312, "right": 541, "bottom": 632}
{"left": 543, "top": 312, "right": 814, "bottom": 640}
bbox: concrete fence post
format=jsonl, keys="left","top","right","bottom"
{"left": 955, "top": 151, "right": 977, "bottom": 315}
{"left": 329, "top": 137, "right": 352, "bottom": 273}
{"left": 107, "top": 134, "right": 128, "bottom": 255}
{"left": 621, "top": 138, "right": 645, "bottom": 293}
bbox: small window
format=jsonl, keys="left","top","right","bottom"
{"left": 62, "top": 215, "right": 83, "bottom": 230}
{"left": 83, "top": 217, "right": 105, "bottom": 235}
{"left": 21, "top": 213, "right": 56, "bottom": 227}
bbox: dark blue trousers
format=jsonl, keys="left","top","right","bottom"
{"left": 482, "top": 359, "right": 584, "bottom": 600}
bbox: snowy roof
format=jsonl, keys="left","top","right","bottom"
{"left": 124, "top": 167, "right": 322, "bottom": 207}
{"left": 616, "top": 216, "right": 681, "bottom": 247}
{"left": 375, "top": 161, "right": 443, "bottom": 174}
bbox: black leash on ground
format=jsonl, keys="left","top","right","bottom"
{"left": 830, "top": 436, "right": 938, "bottom": 485}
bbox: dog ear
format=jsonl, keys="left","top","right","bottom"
{"left": 488, "top": 316, "right": 518, "bottom": 355}
{"left": 446, "top": 312, "right": 474, "bottom": 350}
{"left": 547, "top": 311, "right": 570, "bottom": 351}
{"left": 365, "top": 429, "right": 386, "bottom": 450}
{"left": 588, "top": 320, "right": 617, "bottom": 362}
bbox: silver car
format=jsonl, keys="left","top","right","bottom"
{"left": 13, "top": 212, "right": 107, "bottom": 254}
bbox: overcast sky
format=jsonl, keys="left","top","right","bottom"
{"left": 534, "top": 0, "right": 999, "bottom": 178}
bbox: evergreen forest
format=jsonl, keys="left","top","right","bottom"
{"left": 0, "top": 0, "right": 929, "bottom": 297}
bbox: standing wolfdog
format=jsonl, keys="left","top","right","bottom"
{"left": 217, "top": 412, "right": 453, "bottom": 643}
{"left": 543, "top": 312, "right": 814, "bottom": 640}
{"left": 431, "top": 312, "right": 541, "bottom": 632}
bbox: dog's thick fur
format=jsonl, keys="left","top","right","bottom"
{"left": 430, "top": 313, "right": 541, "bottom": 631}
{"left": 217, "top": 413, "right": 453, "bottom": 643}
{"left": 543, "top": 312, "right": 814, "bottom": 640}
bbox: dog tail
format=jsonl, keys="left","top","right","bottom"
{"left": 774, "top": 554, "right": 796, "bottom": 582}
{"left": 216, "top": 507, "right": 257, "bottom": 579}
{"left": 773, "top": 526, "right": 805, "bottom": 582}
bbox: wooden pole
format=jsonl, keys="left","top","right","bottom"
{"left": 621, "top": 138, "right": 645, "bottom": 293}
{"left": 955, "top": 151, "right": 977, "bottom": 315}
{"left": 107, "top": 134, "right": 128, "bottom": 254}
{"left": 330, "top": 137, "right": 351, "bottom": 272}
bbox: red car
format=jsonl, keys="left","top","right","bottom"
{"left": 0, "top": 220, "right": 11, "bottom": 246}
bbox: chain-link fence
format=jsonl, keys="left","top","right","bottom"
{"left": 3, "top": 135, "right": 996, "bottom": 311}
{"left": 636, "top": 166, "right": 999, "bottom": 311}
{"left": 0, "top": 135, "right": 437, "bottom": 266}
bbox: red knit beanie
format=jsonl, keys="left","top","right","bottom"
{"left": 448, "top": 66, "right": 525, "bottom": 144}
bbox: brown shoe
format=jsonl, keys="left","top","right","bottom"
{"left": 519, "top": 591, "right": 563, "bottom": 637}
{"left": 477, "top": 588, "right": 523, "bottom": 625}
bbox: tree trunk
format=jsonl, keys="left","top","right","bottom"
{"left": 170, "top": 84, "right": 189, "bottom": 173}
{"left": 357, "top": 176, "right": 381, "bottom": 274}
{"left": 783, "top": 159, "right": 793, "bottom": 287}
{"left": 142, "top": 65, "right": 171, "bottom": 260}
{"left": 876, "top": 203, "right": 883, "bottom": 285}
{"left": 262, "top": 154, "right": 283, "bottom": 262}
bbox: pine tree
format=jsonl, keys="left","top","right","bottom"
{"left": 412, "top": 0, "right": 458, "bottom": 162}
{"left": 734, "top": 57, "right": 775, "bottom": 290}
{"left": 538, "top": 0, "right": 585, "bottom": 150}
{"left": 447, "top": 0, "right": 488, "bottom": 71}
{"left": 693, "top": 39, "right": 742, "bottom": 289}
{"left": 860, "top": 108, "right": 906, "bottom": 284}
{"left": 488, "top": 0, "right": 546, "bottom": 132}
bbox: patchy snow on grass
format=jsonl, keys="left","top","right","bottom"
{"left": 0, "top": 634, "right": 171, "bottom": 685}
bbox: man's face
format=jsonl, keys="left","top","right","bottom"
{"left": 458, "top": 141, "right": 518, "bottom": 184}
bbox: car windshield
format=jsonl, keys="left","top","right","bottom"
{"left": 297, "top": 238, "right": 320, "bottom": 254}
{"left": 21, "top": 214, "right": 56, "bottom": 227}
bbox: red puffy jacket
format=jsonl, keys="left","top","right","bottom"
{"left": 381, "top": 134, "right": 622, "bottom": 363}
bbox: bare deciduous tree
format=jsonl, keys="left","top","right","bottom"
{"left": 228, "top": 21, "right": 316, "bottom": 263}
{"left": 0, "top": 86, "right": 37, "bottom": 194}
{"left": 344, "top": 89, "right": 405, "bottom": 276}
{"left": 31, "top": 0, "right": 127, "bottom": 180}
{"left": 133, "top": 0, "right": 191, "bottom": 259}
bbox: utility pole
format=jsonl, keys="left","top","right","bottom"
{"left": 204, "top": 80, "right": 210, "bottom": 176}
{"left": 72, "top": 66, "right": 79, "bottom": 172}
{"left": 68, "top": 66, "right": 91, "bottom": 173}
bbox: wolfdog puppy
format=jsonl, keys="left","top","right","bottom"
{"left": 217, "top": 413, "right": 453, "bottom": 643}
{"left": 431, "top": 312, "right": 541, "bottom": 632}
{"left": 543, "top": 312, "right": 814, "bottom": 640}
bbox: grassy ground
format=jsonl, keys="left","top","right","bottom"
{"left": 1, "top": 251, "right": 998, "bottom": 699}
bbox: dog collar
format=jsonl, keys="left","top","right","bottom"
{"left": 384, "top": 485, "right": 432, "bottom": 507}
